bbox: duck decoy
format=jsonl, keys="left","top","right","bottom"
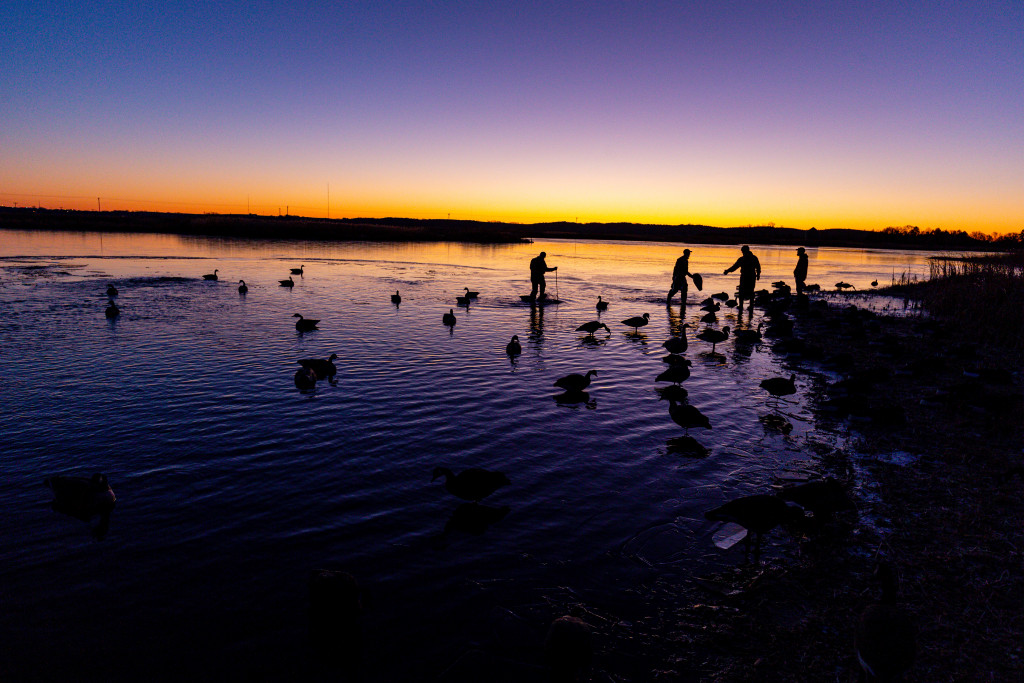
{"left": 391, "top": 290, "right": 401, "bottom": 304}
{"left": 238, "top": 280, "right": 248, "bottom": 294}
{"left": 294, "top": 366, "right": 317, "bottom": 389}
{"left": 664, "top": 398, "right": 710, "bottom": 432}
{"left": 778, "top": 477, "right": 856, "bottom": 522}
{"left": 575, "top": 321, "right": 610, "bottom": 337}
{"left": 203, "top": 269, "right": 219, "bottom": 281}
{"left": 105, "top": 302, "right": 120, "bottom": 318}
{"left": 554, "top": 369, "right": 598, "bottom": 393}
{"left": 442, "top": 309, "right": 457, "bottom": 326}
{"left": 734, "top": 322, "right": 764, "bottom": 343}
{"left": 621, "top": 312, "right": 651, "bottom": 332}
{"left": 298, "top": 353, "right": 338, "bottom": 379}
{"left": 291, "top": 265, "right": 305, "bottom": 275}
{"left": 656, "top": 360, "right": 691, "bottom": 384}
{"left": 705, "top": 494, "right": 802, "bottom": 561}
{"left": 696, "top": 325, "right": 730, "bottom": 352}
{"left": 293, "top": 313, "right": 320, "bottom": 332}
{"left": 856, "top": 563, "right": 916, "bottom": 682}
{"left": 596, "top": 296, "right": 609, "bottom": 311}
{"left": 463, "top": 286, "right": 479, "bottom": 299}
{"left": 760, "top": 374, "right": 797, "bottom": 399}
{"left": 432, "top": 467, "right": 510, "bottom": 502}
{"left": 45, "top": 473, "right": 116, "bottom": 521}
{"left": 506, "top": 335, "right": 522, "bottom": 356}
{"left": 106, "top": 284, "right": 118, "bottom": 297}
{"left": 279, "top": 276, "right": 295, "bottom": 287}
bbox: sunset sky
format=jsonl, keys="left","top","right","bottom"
{"left": 2, "top": 2, "right": 1022, "bottom": 233}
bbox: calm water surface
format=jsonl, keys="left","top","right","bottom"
{"left": 0, "top": 230, "right": 941, "bottom": 680}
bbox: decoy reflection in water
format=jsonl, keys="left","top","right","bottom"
{"left": 506, "top": 335, "right": 522, "bottom": 356}
{"left": 45, "top": 473, "right": 116, "bottom": 539}
{"left": 279, "top": 276, "right": 295, "bottom": 287}
{"left": 621, "top": 312, "right": 651, "bottom": 333}
{"left": 299, "top": 353, "right": 338, "bottom": 379}
{"left": 444, "top": 502, "right": 509, "bottom": 535}
{"left": 202, "top": 269, "right": 219, "bottom": 281}
{"left": 596, "top": 296, "right": 609, "bottom": 312}
{"left": 432, "top": 467, "right": 509, "bottom": 502}
{"left": 238, "top": 280, "right": 248, "bottom": 294}
{"left": 664, "top": 398, "right": 710, "bottom": 433}
{"left": 657, "top": 383, "right": 688, "bottom": 402}
{"left": 656, "top": 360, "right": 691, "bottom": 384}
{"left": 666, "top": 435, "right": 709, "bottom": 458}
{"left": 856, "top": 563, "right": 916, "bottom": 682}
{"left": 696, "top": 325, "right": 730, "bottom": 352}
{"left": 463, "top": 286, "right": 479, "bottom": 299}
{"left": 293, "top": 313, "right": 320, "bottom": 331}
{"left": 661, "top": 353, "right": 691, "bottom": 366}
{"left": 575, "top": 320, "right": 610, "bottom": 337}
{"left": 554, "top": 369, "right": 597, "bottom": 393}
{"left": 291, "top": 265, "right": 304, "bottom": 275}
{"left": 391, "top": 290, "right": 401, "bottom": 304}
{"left": 442, "top": 309, "right": 456, "bottom": 326}
{"left": 759, "top": 413, "right": 793, "bottom": 434}
{"left": 105, "top": 301, "right": 120, "bottom": 318}
{"left": 778, "top": 477, "right": 856, "bottom": 522}
{"left": 705, "top": 494, "right": 802, "bottom": 562}
{"left": 734, "top": 322, "right": 764, "bottom": 343}
{"left": 294, "top": 366, "right": 317, "bottom": 389}
{"left": 106, "top": 284, "right": 118, "bottom": 297}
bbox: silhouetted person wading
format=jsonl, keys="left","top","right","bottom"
{"left": 723, "top": 245, "right": 761, "bottom": 311}
{"left": 530, "top": 251, "right": 557, "bottom": 300}
{"left": 794, "top": 247, "right": 808, "bottom": 296}
{"left": 667, "top": 249, "right": 694, "bottom": 304}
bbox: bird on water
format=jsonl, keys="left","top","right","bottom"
{"left": 664, "top": 397, "right": 710, "bottom": 432}
{"left": 554, "top": 370, "right": 598, "bottom": 393}
{"left": 705, "top": 494, "right": 802, "bottom": 561}
{"left": 696, "top": 325, "right": 730, "bottom": 352}
{"left": 203, "top": 269, "right": 219, "bottom": 281}
{"left": 45, "top": 473, "right": 116, "bottom": 520}
{"left": 621, "top": 313, "right": 651, "bottom": 333}
{"left": 463, "top": 286, "right": 479, "bottom": 299}
{"left": 760, "top": 374, "right": 797, "bottom": 401}
{"left": 442, "top": 309, "right": 457, "bottom": 326}
{"left": 106, "top": 284, "right": 118, "bottom": 297}
{"left": 391, "top": 290, "right": 401, "bottom": 304}
{"left": 293, "top": 313, "right": 320, "bottom": 331}
{"left": 291, "top": 265, "right": 304, "bottom": 275}
{"left": 294, "top": 366, "right": 317, "bottom": 389}
{"left": 596, "top": 296, "right": 609, "bottom": 312}
{"left": 575, "top": 321, "right": 610, "bottom": 337}
{"left": 856, "top": 563, "right": 916, "bottom": 682}
{"left": 238, "top": 280, "right": 248, "bottom": 294}
{"left": 279, "top": 276, "right": 295, "bottom": 287}
{"left": 734, "top": 322, "right": 764, "bottom": 343}
{"left": 105, "top": 301, "right": 120, "bottom": 318}
{"left": 432, "top": 467, "right": 510, "bottom": 502}
{"left": 506, "top": 335, "right": 522, "bottom": 356}
{"left": 298, "top": 353, "right": 338, "bottom": 379}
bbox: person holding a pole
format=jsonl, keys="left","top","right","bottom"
{"left": 529, "top": 251, "right": 557, "bottom": 301}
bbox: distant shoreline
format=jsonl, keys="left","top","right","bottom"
{"left": 0, "top": 206, "right": 1005, "bottom": 252}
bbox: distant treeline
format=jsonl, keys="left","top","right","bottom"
{"left": 1, "top": 207, "right": 1020, "bottom": 251}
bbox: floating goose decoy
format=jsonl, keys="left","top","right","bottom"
{"left": 293, "top": 313, "right": 320, "bottom": 332}
{"left": 106, "top": 284, "right": 118, "bottom": 297}
{"left": 760, "top": 374, "right": 797, "bottom": 399}
{"left": 705, "top": 494, "right": 802, "bottom": 561}
{"left": 621, "top": 313, "right": 650, "bottom": 333}
{"left": 391, "top": 290, "right": 401, "bottom": 304}
{"left": 442, "top": 309, "right": 456, "bottom": 326}
{"left": 700, "top": 297, "right": 715, "bottom": 307}
{"left": 506, "top": 335, "right": 522, "bottom": 356}
{"left": 298, "top": 353, "right": 338, "bottom": 379}
{"left": 856, "top": 563, "right": 916, "bottom": 682}
{"left": 871, "top": 280, "right": 879, "bottom": 287}
{"left": 595, "top": 296, "right": 609, "bottom": 311}
{"left": 734, "top": 322, "right": 764, "bottom": 343}
{"left": 575, "top": 321, "right": 610, "bottom": 337}
{"left": 656, "top": 360, "right": 691, "bottom": 384}
{"left": 696, "top": 325, "right": 730, "bottom": 352}
{"left": 463, "top": 287, "right": 479, "bottom": 299}
{"left": 554, "top": 369, "right": 597, "bottom": 393}
{"left": 664, "top": 398, "right": 710, "bottom": 432}
{"left": 105, "top": 302, "right": 120, "bottom": 318}
{"left": 455, "top": 292, "right": 471, "bottom": 306}
{"left": 699, "top": 312, "right": 717, "bottom": 323}
{"left": 432, "top": 467, "right": 510, "bottom": 502}
{"left": 662, "top": 326, "right": 690, "bottom": 354}
{"left": 238, "top": 280, "right": 248, "bottom": 294}
{"left": 291, "top": 265, "right": 304, "bottom": 275}
{"left": 778, "top": 477, "right": 856, "bottom": 521}
{"left": 294, "top": 366, "right": 317, "bottom": 389}
{"left": 279, "top": 276, "right": 295, "bottom": 287}
{"left": 203, "top": 269, "right": 219, "bottom": 281}
{"left": 725, "top": 298, "right": 738, "bottom": 308}
{"left": 45, "top": 473, "right": 116, "bottom": 520}
{"left": 711, "top": 292, "right": 729, "bottom": 301}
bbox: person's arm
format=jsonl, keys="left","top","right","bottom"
{"left": 547, "top": 265, "right": 557, "bottom": 272}
{"left": 724, "top": 258, "right": 741, "bottom": 274}
{"left": 755, "top": 257, "right": 761, "bottom": 279}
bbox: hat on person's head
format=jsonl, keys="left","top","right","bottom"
{"left": 683, "top": 249, "right": 691, "bottom": 255}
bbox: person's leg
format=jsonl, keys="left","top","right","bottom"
{"left": 530, "top": 280, "right": 539, "bottom": 299}
{"left": 667, "top": 287, "right": 678, "bottom": 302}
{"left": 539, "top": 279, "right": 546, "bottom": 298}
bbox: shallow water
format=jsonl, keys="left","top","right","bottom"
{"left": 0, "top": 230, "right": 945, "bottom": 680}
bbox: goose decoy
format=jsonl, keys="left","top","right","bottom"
{"left": 298, "top": 353, "right": 338, "bottom": 379}
{"left": 238, "top": 280, "right": 248, "bottom": 294}
{"left": 699, "top": 312, "right": 717, "bottom": 324}
{"left": 696, "top": 325, "right": 730, "bottom": 352}
{"left": 203, "top": 269, "right": 219, "bottom": 281}
{"left": 554, "top": 369, "right": 598, "bottom": 393}
{"left": 506, "top": 335, "right": 522, "bottom": 356}
{"left": 293, "top": 313, "right": 320, "bottom": 332}
{"left": 442, "top": 309, "right": 456, "bottom": 326}
{"left": 596, "top": 296, "right": 609, "bottom": 311}
{"left": 432, "top": 467, "right": 510, "bottom": 502}
{"left": 664, "top": 398, "right": 710, "bottom": 432}
{"left": 705, "top": 494, "right": 802, "bottom": 561}
{"left": 455, "top": 292, "right": 471, "bottom": 306}
{"left": 871, "top": 280, "right": 879, "bottom": 288}
{"left": 700, "top": 297, "right": 715, "bottom": 307}
{"left": 656, "top": 360, "right": 691, "bottom": 384}
{"left": 391, "top": 290, "right": 401, "bottom": 304}
{"left": 290, "top": 265, "right": 304, "bottom": 275}
{"left": 778, "top": 477, "right": 856, "bottom": 522}
{"left": 836, "top": 281, "right": 855, "bottom": 290}
{"left": 463, "top": 286, "right": 479, "bottom": 299}
{"left": 106, "top": 284, "right": 118, "bottom": 297}
{"left": 621, "top": 312, "right": 651, "bottom": 333}
{"left": 294, "top": 366, "right": 317, "bottom": 389}
{"left": 711, "top": 292, "right": 729, "bottom": 301}
{"left": 105, "top": 302, "right": 120, "bottom": 318}
{"left": 575, "top": 321, "right": 610, "bottom": 337}
{"left": 279, "top": 276, "right": 295, "bottom": 287}
{"left": 699, "top": 301, "right": 720, "bottom": 313}
{"left": 725, "top": 298, "right": 738, "bottom": 308}
{"left": 45, "top": 473, "right": 116, "bottom": 520}
{"left": 662, "top": 326, "right": 690, "bottom": 354}
{"left": 734, "top": 322, "right": 764, "bottom": 343}
{"left": 760, "top": 374, "right": 797, "bottom": 399}
{"left": 856, "top": 563, "right": 916, "bottom": 682}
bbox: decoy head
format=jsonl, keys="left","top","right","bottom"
{"left": 586, "top": 370, "right": 598, "bottom": 378}
{"left": 328, "top": 353, "right": 339, "bottom": 361}
{"left": 293, "top": 313, "right": 303, "bottom": 318}
{"left": 643, "top": 313, "right": 651, "bottom": 320}
{"left": 511, "top": 335, "right": 519, "bottom": 341}
{"left": 239, "top": 280, "right": 245, "bottom": 284}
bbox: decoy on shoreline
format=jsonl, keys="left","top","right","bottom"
{"left": 298, "top": 353, "right": 338, "bottom": 379}
{"left": 106, "top": 284, "right": 118, "bottom": 297}
{"left": 293, "top": 313, "right": 320, "bottom": 332}
{"left": 506, "top": 335, "right": 522, "bottom": 356}
{"left": 778, "top": 477, "right": 856, "bottom": 522}
{"left": 294, "top": 366, "right": 317, "bottom": 389}
{"left": 856, "top": 563, "right": 916, "bottom": 682}
{"left": 871, "top": 280, "right": 879, "bottom": 288}
{"left": 576, "top": 321, "right": 610, "bottom": 337}
{"left": 596, "top": 296, "right": 609, "bottom": 312}
{"left": 432, "top": 467, "right": 510, "bottom": 502}
{"left": 238, "top": 280, "right": 248, "bottom": 294}
{"left": 443, "top": 309, "right": 457, "bottom": 326}
{"left": 203, "top": 269, "right": 219, "bottom": 281}
{"left": 656, "top": 360, "right": 692, "bottom": 385}
{"left": 105, "top": 301, "right": 120, "bottom": 318}
{"left": 291, "top": 265, "right": 304, "bottom": 275}
{"left": 45, "top": 473, "right": 116, "bottom": 520}
{"left": 664, "top": 398, "right": 710, "bottom": 432}
{"left": 279, "top": 276, "right": 295, "bottom": 287}
{"left": 836, "top": 281, "right": 855, "bottom": 291}
{"left": 554, "top": 370, "right": 598, "bottom": 393}
{"left": 391, "top": 290, "right": 401, "bottom": 304}
{"left": 621, "top": 313, "right": 651, "bottom": 333}
{"left": 463, "top": 286, "right": 479, "bottom": 299}
{"left": 705, "top": 494, "right": 802, "bottom": 561}
{"left": 696, "top": 325, "right": 730, "bottom": 352}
